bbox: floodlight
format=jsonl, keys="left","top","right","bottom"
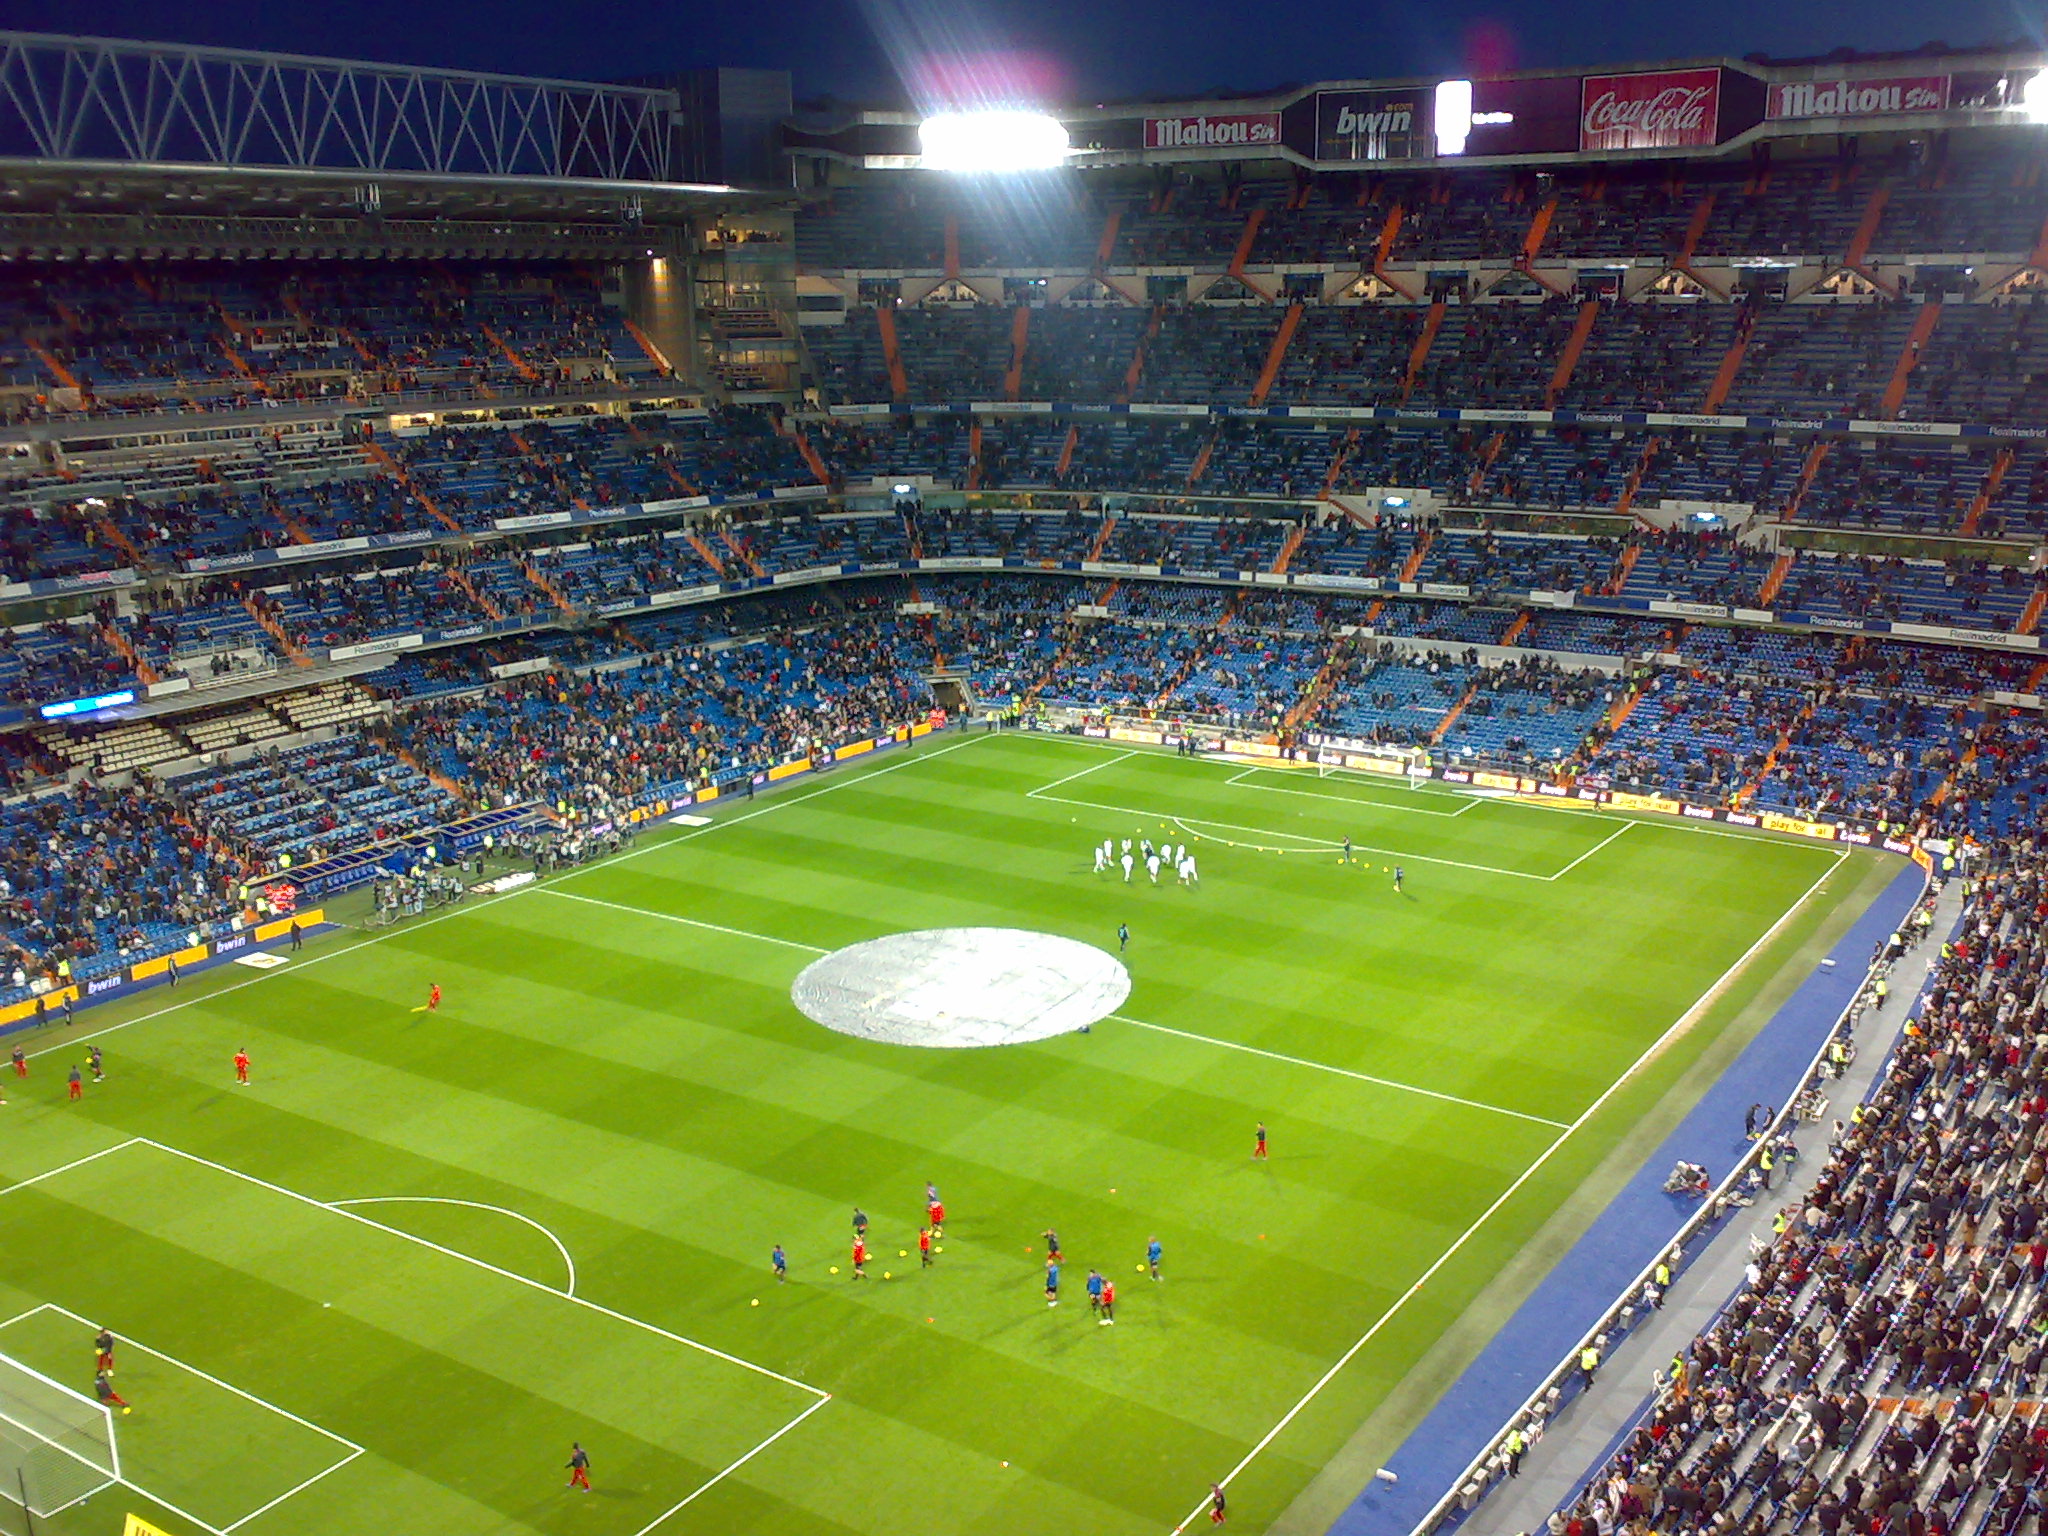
{"left": 892, "top": 482, "right": 914, "bottom": 496}
{"left": 1434, "top": 80, "right": 1473, "bottom": 156}
{"left": 1383, "top": 495, "right": 1410, "bottom": 509}
{"left": 2022, "top": 71, "right": 2048, "bottom": 123}
{"left": 918, "top": 111, "right": 1070, "bottom": 172}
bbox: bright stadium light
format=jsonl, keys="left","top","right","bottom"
{"left": 918, "top": 110, "right": 1070, "bottom": 172}
{"left": 1434, "top": 79, "right": 1473, "bottom": 155}
{"left": 2022, "top": 71, "right": 2048, "bottom": 123}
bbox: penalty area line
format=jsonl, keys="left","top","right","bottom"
{"left": 1166, "top": 845, "right": 1851, "bottom": 1533}
{"left": 127, "top": 1138, "right": 830, "bottom": 1400}
{"left": 327, "top": 1197, "right": 579, "bottom": 1297}
{"left": 1109, "top": 1016, "right": 1567, "bottom": 1129}
{"left": 626, "top": 1393, "right": 835, "bottom": 1536}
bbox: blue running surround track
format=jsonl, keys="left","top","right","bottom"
{"left": 1333, "top": 858, "right": 1925, "bottom": 1536}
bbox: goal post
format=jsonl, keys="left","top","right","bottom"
{"left": 0, "top": 1353, "right": 120, "bottom": 1522}
{"left": 1315, "top": 744, "right": 1434, "bottom": 785}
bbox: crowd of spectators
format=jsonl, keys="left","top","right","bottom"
{"left": 2, "top": 262, "right": 659, "bottom": 423}
{"left": 1537, "top": 850, "right": 2048, "bottom": 1536}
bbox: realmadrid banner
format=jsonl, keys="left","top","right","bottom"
{"left": 1314, "top": 88, "right": 1426, "bottom": 161}
{"left": 1580, "top": 67, "right": 1721, "bottom": 151}
{"left": 1767, "top": 74, "right": 1951, "bottom": 119}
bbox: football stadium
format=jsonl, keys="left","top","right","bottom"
{"left": 0, "top": 15, "right": 2044, "bottom": 1536}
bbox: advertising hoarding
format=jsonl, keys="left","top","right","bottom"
{"left": 1314, "top": 88, "right": 1427, "bottom": 161}
{"left": 1766, "top": 75, "right": 1951, "bottom": 119}
{"left": 1144, "top": 111, "right": 1282, "bottom": 149}
{"left": 1580, "top": 68, "right": 1721, "bottom": 151}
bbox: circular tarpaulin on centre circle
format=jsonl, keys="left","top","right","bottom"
{"left": 791, "top": 928, "right": 1131, "bottom": 1049}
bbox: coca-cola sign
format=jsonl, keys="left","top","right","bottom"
{"left": 1766, "top": 75, "right": 1951, "bottom": 120}
{"left": 1144, "top": 112, "right": 1282, "bottom": 150}
{"left": 1579, "top": 68, "right": 1721, "bottom": 151}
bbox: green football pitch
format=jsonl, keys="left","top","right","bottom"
{"left": 0, "top": 731, "right": 1895, "bottom": 1536}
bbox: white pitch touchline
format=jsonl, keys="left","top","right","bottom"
{"left": 327, "top": 1198, "right": 579, "bottom": 1297}
{"left": 537, "top": 889, "right": 830, "bottom": 953}
{"left": 1223, "top": 765, "right": 1479, "bottom": 818}
{"left": 1027, "top": 748, "right": 1139, "bottom": 797}
{"left": 1166, "top": 846, "right": 1851, "bottom": 1534}
{"left": 1546, "top": 820, "right": 1633, "bottom": 881}
{"left": 19, "top": 730, "right": 987, "bottom": 1071}
{"left": 126, "top": 1139, "right": 829, "bottom": 1400}
{"left": 627, "top": 1393, "right": 835, "bottom": 1536}
{"left": 1108, "top": 1016, "right": 1568, "bottom": 1129}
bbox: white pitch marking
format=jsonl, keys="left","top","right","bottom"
{"left": 1165, "top": 846, "right": 1851, "bottom": 1533}
{"left": 0, "top": 1138, "right": 148, "bottom": 1199}
{"left": 1026, "top": 749, "right": 1139, "bottom": 797}
{"left": 0, "top": 1302, "right": 364, "bottom": 1536}
{"left": 1223, "top": 765, "right": 1478, "bottom": 817}
{"left": 1108, "top": 1016, "right": 1567, "bottom": 1129}
{"left": 29, "top": 1302, "right": 364, "bottom": 1453}
{"left": 536, "top": 889, "right": 829, "bottom": 954}
{"left": 218, "top": 1449, "right": 366, "bottom": 1534}
{"left": 21, "top": 730, "right": 985, "bottom": 1070}
{"left": 626, "top": 1393, "right": 835, "bottom": 1536}
{"left": 1037, "top": 789, "right": 1552, "bottom": 878}
{"left": 1036, "top": 728, "right": 1853, "bottom": 849}
{"left": 1545, "top": 819, "right": 1633, "bottom": 881}
{"left": 127, "top": 1139, "right": 829, "bottom": 1399}
{"left": 326, "top": 1197, "right": 579, "bottom": 1297}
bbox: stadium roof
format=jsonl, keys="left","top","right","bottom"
{"left": 0, "top": 30, "right": 785, "bottom": 241}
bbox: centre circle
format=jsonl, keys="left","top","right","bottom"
{"left": 790, "top": 928, "right": 1132, "bottom": 1048}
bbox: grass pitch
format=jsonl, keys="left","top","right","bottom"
{"left": 0, "top": 731, "right": 1893, "bottom": 1536}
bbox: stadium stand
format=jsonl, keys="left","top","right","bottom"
{"left": 1520, "top": 851, "right": 2048, "bottom": 1536}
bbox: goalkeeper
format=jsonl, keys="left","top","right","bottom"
{"left": 94, "top": 1370, "right": 130, "bottom": 1414}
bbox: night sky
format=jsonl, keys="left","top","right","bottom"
{"left": 9, "top": 0, "right": 2044, "bottom": 106}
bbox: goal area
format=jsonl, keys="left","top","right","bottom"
{"left": 0, "top": 1352, "right": 119, "bottom": 1527}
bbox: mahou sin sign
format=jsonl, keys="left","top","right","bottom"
{"left": 1143, "top": 112, "right": 1282, "bottom": 150}
{"left": 1579, "top": 68, "right": 1721, "bottom": 151}
{"left": 1766, "top": 75, "right": 1951, "bottom": 120}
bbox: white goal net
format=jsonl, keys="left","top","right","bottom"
{"left": 1315, "top": 745, "right": 1432, "bottom": 784}
{"left": 0, "top": 1354, "right": 119, "bottom": 1521}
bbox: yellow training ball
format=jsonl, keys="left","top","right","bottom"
{"left": 883, "top": 1271, "right": 892, "bottom": 1280}
{"left": 899, "top": 1250, "right": 908, "bottom": 1258}
{"left": 1137, "top": 1263, "right": 1146, "bottom": 1272}
{"left": 751, "top": 1298, "right": 760, "bottom": 1306}
{"left": 829, "top": 1266, "right": 839, "bottom": 1274}
{"left": 934, "top": 1245, "right": 944, "bottom": 1253}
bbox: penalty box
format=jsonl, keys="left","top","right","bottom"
{"left": 0, "top": 1139, "right": 827, "bottom": 1536}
